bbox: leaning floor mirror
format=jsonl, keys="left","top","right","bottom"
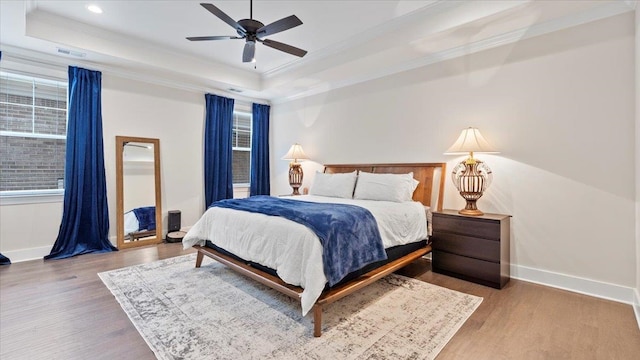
{"left": 116, "top": 136, "right": 163, "bottom": 249}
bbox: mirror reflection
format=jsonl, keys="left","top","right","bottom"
{"left": 116, "top": 136, "right": 162, "bottom": 249}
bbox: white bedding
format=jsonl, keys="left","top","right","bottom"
{"left": 124, "top": 211, "right": 140, "bottom": 234}
{"left": 182, "top": 195, "right": 429, "bottom": 315}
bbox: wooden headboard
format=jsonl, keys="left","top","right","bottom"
{"left": 323, "top": 163, "right": 446, "bottom": 211}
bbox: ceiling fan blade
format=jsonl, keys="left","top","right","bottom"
{"left": 243, "top": 41, "right": 256, "bottom": 63}
{"left": 200, "top": 3, "right": 246, "bottom": 35}
{"left": 256, "top": 15, "right": 303, "bottom": 38}
{"left": 186, "top": 36, "right": 243, "bottom": 41}
{"left": 260, "top": 39, "right": 307, "bottom": 58}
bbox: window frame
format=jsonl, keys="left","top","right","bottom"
{"left": 0, "top": 71, "right": 68, "bottom": 204}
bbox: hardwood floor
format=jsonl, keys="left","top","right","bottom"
{"left": 1, "top": 243, "right": 639, "bottom": 359}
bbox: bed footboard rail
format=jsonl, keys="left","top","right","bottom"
{"left": 193, "top": 244, "right": 431, "bottom": 337}
{"left": 194, "top": 245, "right": 302, "bottom": 299}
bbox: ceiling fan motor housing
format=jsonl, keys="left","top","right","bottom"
{"left": 238, "top": 19, "right": 265, "bottom": 38}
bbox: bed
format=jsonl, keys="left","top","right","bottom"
{"left": 183, "top": 163, "right": 446, "bottom": 337}
{"left": 123, "top": 206, "right": 156, "bottom": 240}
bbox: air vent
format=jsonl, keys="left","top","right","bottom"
{"left": 228, "top": 88, "right": 243, "bottom": 93}
{"left": 56, "top": 48, "right": 86, "bottom": 58}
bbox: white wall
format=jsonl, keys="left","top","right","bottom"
{"left": 272, "top": 13, "right": 637, "bottom": 299}
{"left": 0, "top": 72, "right": 208, "bottom": 260}
{"left": 101, "top": 75, "right": 205, "bottom": 241}
{"left": 0, "top": 201, "right": 63, "bottom": 260}
{"left": 0, "top": 67, "right": 262, "bottom": 260}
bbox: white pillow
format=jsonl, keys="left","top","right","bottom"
{"left": 354, "top": 172, "right": 419, "bottom": 202}
{"left": 309, "top": 171, "right": 357, "bottom": 198}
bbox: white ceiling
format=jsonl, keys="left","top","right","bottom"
{"left": 0, "top": 1, "right": 636, "bottom": 102}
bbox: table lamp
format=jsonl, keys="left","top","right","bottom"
{"left": 444, "top": 127, "right": 498, "bottom": 216}
{"left": 282, "top": 143, "right": 309, "bottom": 195}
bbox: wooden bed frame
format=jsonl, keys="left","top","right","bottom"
{"left": 125, "top": 229, "right": 157, "bottom": 241}
{"left": 193, "top": 162, "right": 446, "bottom": 337}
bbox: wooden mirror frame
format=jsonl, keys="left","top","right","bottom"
{"left": 115, "top": 136, "right": 162, "bottom": 249}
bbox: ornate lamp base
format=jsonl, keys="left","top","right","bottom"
{"left": 459, "top": 199, "right": 484, "bottom": 216}
{"left": 451, "top": 158, "right": 492, "bottom": 217}
{"left": 288, "top": 162, "right": 303, "bottom": 195}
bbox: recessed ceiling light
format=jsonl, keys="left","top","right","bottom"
{"left": 87, "top": 4, "right": 103, "bottom": 14}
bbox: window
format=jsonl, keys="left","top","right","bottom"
{"left": 0, "top": 72, "right": 67, "bottom": 194}
{"left": 232, "top": 110, "right": 252, "bottom": 185}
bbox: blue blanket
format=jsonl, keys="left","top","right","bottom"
{"left": 132, "top": 206, "right": 156, "bottom": 231}
{"left": 209, "top": 195, "right": 387, "bottom": 286}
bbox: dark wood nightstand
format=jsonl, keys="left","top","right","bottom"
{"left": 431, "top": 210, "right": 511, "bottom": 289}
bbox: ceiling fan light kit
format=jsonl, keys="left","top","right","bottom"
{"left": 187, "top": 1, "right": 307, "bottom": 63}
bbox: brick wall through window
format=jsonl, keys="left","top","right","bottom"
{"left": 0, "top": 72, "right": 67, "bottom": 192}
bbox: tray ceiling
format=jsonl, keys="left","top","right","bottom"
{"left": 0, "top": 1, "right": 635, "bottom": 102}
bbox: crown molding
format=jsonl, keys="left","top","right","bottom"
{"left": 0, "top": 46, "right": 270, "bottom": 105}
{"left": 23, "top": 8, "right": 264, "bottom": 91}
{"left": 261, "top": 0, "right": 453, "bottom": 79}
{"left": 272, "top": 0, "right": 634, "bottom": 104}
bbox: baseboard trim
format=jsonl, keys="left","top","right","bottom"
{"left": 2, "top": 246, "right": 50, "bottom": 263}
{"left": 3, "top": 238, "right": 118, "bottom": 263}
{"left": 634, "top": 288, "right": 640, "bottom": 330}
{"left": 511, "top": 264, "right": 635, "bottom": 305}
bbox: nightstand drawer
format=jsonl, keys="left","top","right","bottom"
{"left": 433, "top": 214, "right": 500, "bottom": 240}
{"left": 432, "top": 251, "right": 500, "bottom": 285}
{"left": 432, "top": 233, "right": 500, "bottom": 263}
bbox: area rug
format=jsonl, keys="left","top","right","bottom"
{"left": 99, "top": 254, "right": 482, "bottom": 360}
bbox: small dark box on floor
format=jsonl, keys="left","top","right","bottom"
{"left": 166, "top": 210, "right": 182, "bottom": 243}
{"left": 168, "top": 210, "right": 181, "bottom": 232}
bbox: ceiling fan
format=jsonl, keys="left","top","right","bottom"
{"left": 187, "top": 1, "right": 307, "bottom": 63}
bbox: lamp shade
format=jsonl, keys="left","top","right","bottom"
{"left": 444, "top": 127, "right": 499, "bottom": 155}
{"left": 282, "top": 143, "right": 309, "bottom": 162}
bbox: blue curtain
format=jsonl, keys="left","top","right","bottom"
{"left": 204, "top": 94, "right": 235, "bottom": 208}
{"left": 45, "top": 67, "right": 116, "bottom": 260}
{"left": 250, "top": 103, "right": 271, "bottom": 196}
